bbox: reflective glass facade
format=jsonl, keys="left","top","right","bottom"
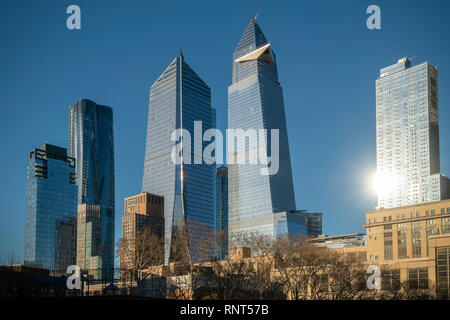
{"left": 24, "top": 144, "right": 77, "bottom": 272}
{"left": 216, "top": 166, "right": 228, "bottom": 260}
{"left": 376, "top": 58, "right": 450, "bottom": 209}
{"left": 228, "top": 19, "right": 305, "bottom": 245}
{"left": 142, "top": 54, "right": 216, "bottom": 264}
{"left": 69, "top": 99, "right": 115, "bottom": 279}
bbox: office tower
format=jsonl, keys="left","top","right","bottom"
{"left": 228, "top": 18, "right": 306, "bottom": 245}
{"left": 24, "top": 143, "right": 77, "bottom": 272}
{"left": 76, "top": 204, "right": 102, "bottom": 278}
{"left": 290, "top": 210, "right": 323, "bottom": 238}
{"left": 121, "top": 192, "right": 164, "bottom": 269}
{"left": 375, "top": 58, "right": 450, "bottom": 209}
{"left": 142, "top": 52, "right": 216, "bottom": 264}
{"left": 216, "top": 166, "right": 228, "bottom": 260}
{"left": 69, "top": 99, "right": 115, "bottom": 279}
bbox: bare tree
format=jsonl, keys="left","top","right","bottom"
{"left": 167, "top": 219, "right": 215, "bottom": 300}
{"left": 117, "top": 226, "right": 164, "bottom": 292}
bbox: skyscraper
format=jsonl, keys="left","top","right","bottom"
{"left": 216, "top": 166, "right": 228, "bottom": 260}
{"left": 76, "top": 203, "right": 102, "bottom": 278}
{"left": 228, "top": 19, "right": 306, "bottom": 245}
{"left": 121, "top": 192, "right": 164, "bottom": 270}
{"left": 69, "top": 99, "right": 115, "bottom": 279}
{"left": 24, "top": 143, "right": 77, "bottom": 272}
{"left": 375, "top": 58, "right": 450, "bottom": 209}
{"left": 142, "top": 53, "right": 216, "bottom": 264}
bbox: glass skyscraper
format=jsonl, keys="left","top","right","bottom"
{"left": 69, "top": 99, "right": 115, "bottom": 279}
{"left": 228, "top": 19, "right": 306, "bottom": 246}
{"left": 216, "top": 166, "right": 228, "bottom": 260}
{"left": 24, "top": 143, "right": 77, "bottom": 273}
{"left": 375, "top": 58, "right": 450, "bottom": 209}
{"left": 142, "top": 53, "right": 216, "bottom": 264}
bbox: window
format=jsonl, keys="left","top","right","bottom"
{"left": 426, "top": 219, "right": 436, "bottom": 225}
{"left": 436, "top": 247, "right": 450, "bottom": 299}
{"left": 382, "top": 269, "right": 401, "bottom": 290}
{"left": 384, "top": 247, "right": 393, "bottom": 260}
{"left": 442, "top": 225, "right": 450, "bottom": 234}
{"left": 408, "top": 268, "right": 429, "bottom": 290}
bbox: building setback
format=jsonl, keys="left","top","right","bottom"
{"left": 228, "top": 18, "right": 306, "bottom": 245}
{"left": 142, "top": 53, "right": 216, "bottom": 264}
{"left": 69, "top": 99, "right": 115, "bottom": 279}
{"left": 24, "top": 143, "right": 77, "bottom": 273}
{"left": 375, "top": 58, "right": 450, "bottom": 209}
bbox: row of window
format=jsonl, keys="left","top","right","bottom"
{"left": 369, "top": 208, "right": 450, "bottom": 224}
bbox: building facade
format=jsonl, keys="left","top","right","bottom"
{"left": 24, "top": 143, "right": 77, "bottom": 273}
{"left": 142, "top": 53, "right": 216, "bottom": 264}
{"left": 228, "top": 19, "right": 305, "bottom": 245}
{"left": 375, "top": 58, "right": 450, "bottom": 209}
{"left": 290, "top": 210, "right": 323, "bottom": 238}
{"left": 216, "top": 166, "right": 228, "bottom": 260}
{"left": 336, "top": 199, "right": 450, "bottom": 298}
{"left": 121, "top": 192, "right": 164, "bottom": 270}
{"left": 76, "top": 203, "right": 102, "bottom": 278}
{"left": 69, "top": 99, "right": 115, "bottom": 279}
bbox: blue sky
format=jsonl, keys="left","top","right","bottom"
{"left": 1, "top": 0, "right": 450, "bottom": 261}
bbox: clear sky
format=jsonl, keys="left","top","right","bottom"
{"left": 1, "top": 0, "right": 450, "bottom": 261}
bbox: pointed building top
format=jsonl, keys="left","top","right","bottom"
{"left": 234, "top": 18, "right": 268, "bottom": 57}
{"left": 179, "top": 49, "right": 184, "bottom": 60}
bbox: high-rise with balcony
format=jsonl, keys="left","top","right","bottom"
{"left": 228, "top": 19, "right": 306, "bottom": 246}
{"left": 69, "top": 99, "right": 115, "bottom": 279}
{"left": 142, "top": 53, "right": 216, "bottom": 264}
{"left": 375, "top": 58, "right": 450, "bottom": 209}
{"left": 24, "top": 143, "right": 77, "bottom": 273}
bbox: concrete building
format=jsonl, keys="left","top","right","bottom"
{"left": 76, "top": 203, "right": 102, "bottom": 279}
{"left": 327, "top": 199, "right": 450, "bottom": 298}
{"left": 121, "top": 192, "right": 164, "bottom": 269}
{"left": 375, "top": 58, "right": 450, "bottom": 209}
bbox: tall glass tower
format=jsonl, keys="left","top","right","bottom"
{"left": 69, "top": 99, "right": 115, "bottom": 279}
{"left": 216, "top": 166, "right": 228, "bottom": 260}
{"left": 142, "top": 53, "right": 216, "bottom": 264}
{"left": 375, "top": 58, "right": 450, "bottom": 209}
{"left": 24, "top": 143, "right": 77, "bottom": 272}
{"left": 228, "top": 19, "right": 306, "bottom": 246}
